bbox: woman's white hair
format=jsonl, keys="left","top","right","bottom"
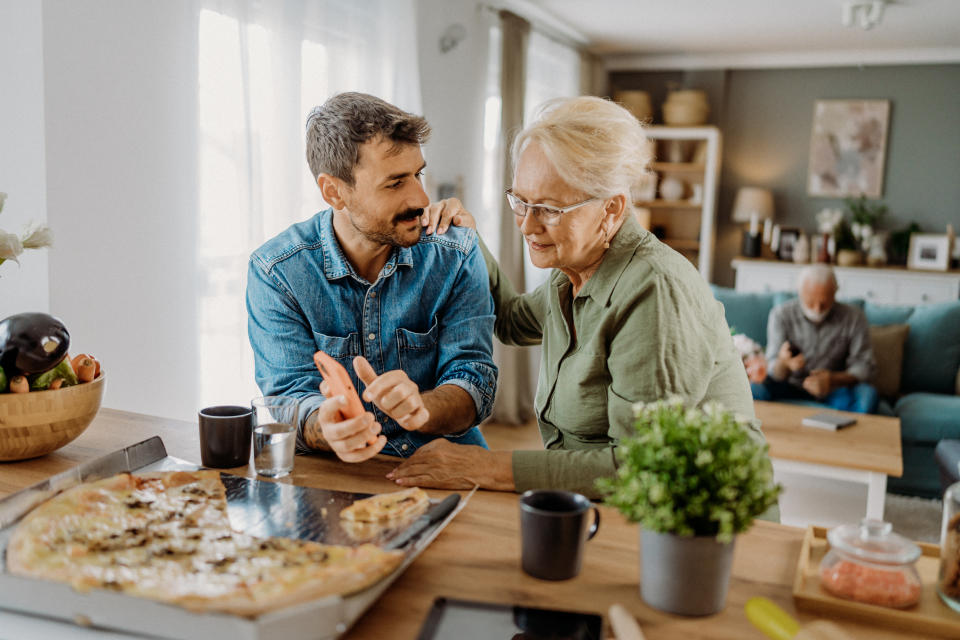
{"left": 510, "top": 96, "right": 653, "bottom": 203}
{"left": 797, "top": 264, "right": 838, "bottom": 290}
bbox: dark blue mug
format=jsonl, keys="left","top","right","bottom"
{"left": 519, "top": 490, "right": 600, "bottom": 581}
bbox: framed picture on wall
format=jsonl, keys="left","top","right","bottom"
{"left": 907, "top": 233, "right": 951, "bottom": 271}
{"left": 777, "top": 227, "right": 802, "bottom": 261}
{"left": 807, "top": 99, "right": 890, "bottom": 198}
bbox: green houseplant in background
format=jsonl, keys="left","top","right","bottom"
{"left": 598, "top": 398, "right": 780, "bottom": 616}
{"left": 833, "top": 218, "right": 861, "bottom": 266}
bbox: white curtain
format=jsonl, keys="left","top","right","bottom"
{"left": 521, "top": 29, "right": 583, "bottom": 292}
{"left": 479, "top": 15, "right": 583, "bottom": 422}
{"left": 196, "top": 0, "right": 422, "bottom": 409}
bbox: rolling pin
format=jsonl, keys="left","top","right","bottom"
{"left": 745, "top": 597, "right": 855, "bottom": 640}
{"left": 608, "top": 603, "right": 647, "bottom": 640}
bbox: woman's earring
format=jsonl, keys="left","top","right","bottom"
{"left": 603, "top": 235, "right": 610, "bottom": 249}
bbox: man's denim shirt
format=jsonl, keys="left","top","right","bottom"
{"left": 246, "top": 209, "right": 497, "bottom": 457}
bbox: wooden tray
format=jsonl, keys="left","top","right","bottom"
{"left": 793, "top": 525, "right": 960, "bottom": 638}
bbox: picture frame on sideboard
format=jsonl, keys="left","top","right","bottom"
{"left": 907, "top": 233, "right": 952, "bottom": 271}
{"left": 777, "top": 227, "right": 802, "bottom": 261}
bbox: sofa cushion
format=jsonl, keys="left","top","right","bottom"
{"left": 869, "top": 324, "right": 910, "bottom": 399}
{"left": 710, "top": 286, "right": 776, "bottom": 346}
{"left": 894, "top": 392, "right": 960, "bottom": 444}
{"left": 867, "top": 301, "right": 960, "bottom": 395}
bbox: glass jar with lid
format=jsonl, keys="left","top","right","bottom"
{"left": 819, "top": 519, "right": 922, "bottom": 608}
{"left": 939, "top": 480, "right": 960, "bottom": 612}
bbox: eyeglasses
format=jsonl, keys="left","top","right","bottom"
{"left": 505, "top": 190, "right": 598, "bottom": 226}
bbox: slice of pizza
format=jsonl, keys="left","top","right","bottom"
{"left": 339, "top": 487, "right": 430, "bottom": 523}
{"left": 6, "top": 470, "right": 404, "bottom": 618}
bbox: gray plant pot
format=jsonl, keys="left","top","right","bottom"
{"left": 639, "top": 528, "right": 736, "bottom": 616}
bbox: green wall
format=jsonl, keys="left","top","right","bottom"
{"left": 611, "top": 64, "right": 960, "bottom": 286}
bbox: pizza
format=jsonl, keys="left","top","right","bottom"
{"left": 5, "top": 470, "right": 404, "bottom": 618}
{"left": 338, "top": 487, "right": 430, "bottom": 523}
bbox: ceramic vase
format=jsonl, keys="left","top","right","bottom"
{"left": 659, "top": 177, "right": 685, "bottom": 201}
{"left": 867, "top": 232, "right": 888, "bottom": 267}
{"left": 817, "top": 232, "right": 831, "bottom": 263}
{"left": 793, "top": 234, "right": 810, "bottom": 264}
{"left": 836, "top": 249, "right": 862, "bottom": 267}
{"left": 639, "top": 528, "right": 735, "bottom": 616}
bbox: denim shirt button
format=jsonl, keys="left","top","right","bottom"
{"left": 369, "top": 291, "right": 376, "bottom": 298}
{"left": 401, "top": 443, "right": 409, "bottom": 451}
{"left": 367, "top": 333, "right": 376, "bottom": 341}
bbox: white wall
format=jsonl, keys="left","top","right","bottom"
{"left": 43, "top": 1, "right": 200, "bottom": 420}
{"left": 0, "top": 0, "right": 49, "bottom": 316}
{"left": 415, "top": 0, "right": 491, "bottom": 220}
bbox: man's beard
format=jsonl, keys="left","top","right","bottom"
{"left": 351, "top": 207, "right": 424, "bottom": 248}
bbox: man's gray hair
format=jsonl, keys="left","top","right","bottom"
{"left": 797, "top": 264, "right": 838, "bottom": 290}
{"left": 305, "top": 92, "right": 431, "bottom": 185}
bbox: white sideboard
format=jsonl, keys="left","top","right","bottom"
{"left": 731, "top": 258, "right": 960, "bottom": 305}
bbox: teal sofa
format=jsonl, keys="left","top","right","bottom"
{"left": 712, "top": 286, "right": 960, "bottom": 498}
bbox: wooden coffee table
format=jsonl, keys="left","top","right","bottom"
{"left": 755, "top": 401, "right": 903, "bottom": 527}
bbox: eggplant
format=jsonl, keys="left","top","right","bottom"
{"left": 0, "top": 313, "right": 71, "bottom": 376}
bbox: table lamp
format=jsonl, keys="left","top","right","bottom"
{"left": 732, "top": 187, "right": 774, "bottom": 258}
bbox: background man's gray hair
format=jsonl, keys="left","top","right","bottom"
{"left": 305, "top": 92, "right": 431, "bottom": 186}
{"left": 798, "top": 264, "right": 838, "bottom": 290}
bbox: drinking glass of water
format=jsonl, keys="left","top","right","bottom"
{"left": 251, "top": 396, "right": 298, "bottom": 478}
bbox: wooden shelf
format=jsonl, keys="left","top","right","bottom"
{"left": 641, "top": 126, "right": 720, "bottom": 282}
{"left": 650, "top": 162, "right": 706, "bottom": 173}
{"left": 663, "top": 238, "right": 701, "bottom": 250}
{"left": 635, "top": 199, "right": 702, "bottom": 209}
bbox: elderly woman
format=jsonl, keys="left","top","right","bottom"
{"left": 386, "top": 96, "right": 760, "bottom": 498}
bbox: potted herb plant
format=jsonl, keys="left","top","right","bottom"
{"left": 598, "top": 398, "right": 781, "bottom": 616}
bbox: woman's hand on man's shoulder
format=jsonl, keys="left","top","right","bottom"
{"left": 421, "top": 198, "right": 476, "bottom": 236}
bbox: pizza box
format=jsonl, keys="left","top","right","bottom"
{"left": 0, "top": 436, "right": 468, "bottom": 640}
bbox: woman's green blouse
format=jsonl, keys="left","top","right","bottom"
{"left": 483, "top": 214, "right": 760, "bottom": 498}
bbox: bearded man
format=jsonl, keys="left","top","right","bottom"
{"left": 751, "top": 264, "right": 878, "bottom": 413}
{"left": 246, "top": 92, "right": 497, "bottom": 462}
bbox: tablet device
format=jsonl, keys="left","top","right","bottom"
{"left": 801, "top": 411, "right": 857, "bottom": 431}
{"left": 415, "top": 597, "right": 603, "bottom": 640}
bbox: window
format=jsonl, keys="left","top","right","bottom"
{"left": 197, "top": 1, "right": 420, "bottom": 408}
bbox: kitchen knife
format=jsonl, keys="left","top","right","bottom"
{"left": 385, "top": 493, "right": 460, "bottom": 550}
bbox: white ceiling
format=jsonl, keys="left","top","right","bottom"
{"left": 525, "top": 0, "right": 960, "bottom": 68}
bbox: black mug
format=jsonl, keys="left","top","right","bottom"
{"left": 519, "top": 490, "right": 600, "bottom": 581}
{"left": 198, "top": 405, "right": 253, "bottom": 468}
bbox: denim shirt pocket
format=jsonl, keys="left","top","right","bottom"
{"left": 396, "top": 318, "right": 439, "bottom": 384}
{"left": 312, "top": 331, "right": 361, "bottom": 371}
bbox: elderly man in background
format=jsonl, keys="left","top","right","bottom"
{"left": 751, "top": 264, "right": 878, "bottom": 413}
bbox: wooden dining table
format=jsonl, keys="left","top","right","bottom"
{"left": 0, "top": 409, "right": 935, "bottom": 639}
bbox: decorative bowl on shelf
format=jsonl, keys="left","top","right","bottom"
{"left": 0, "top": 374, "right": 106, "bottom": 461}
{"left": 662, "top": 89, "right": 710, "bottom": 126}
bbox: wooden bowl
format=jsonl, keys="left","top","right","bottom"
{"left": 0, "top": 374, "right": 106, "bottom": 461}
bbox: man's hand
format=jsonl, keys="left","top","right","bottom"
{"left": 802, "top": 369, "right": 832, "bottom": 398}
{"left": 354, "top": 356, "right": 430, "bottom": 431}
{"left": 777, "top": 341, "right": 806, "bottom": 373}
{"left": 420, "top": 198, "right": 477, "bottom": 236}
{"left": 386, "top": 439, "right": 514, "bottom": 491}
{"left": 744, "top": 353, "right": 768, "bottom": 384}
{"left": 309, "top": 393, "right": 386, "bottom": 463}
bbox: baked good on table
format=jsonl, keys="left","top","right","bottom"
{"left": 6, "top": 470, "right": 403, "bottom": 617}
{"left": 339, "top": 487, "right": 430, "bottom": 523}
